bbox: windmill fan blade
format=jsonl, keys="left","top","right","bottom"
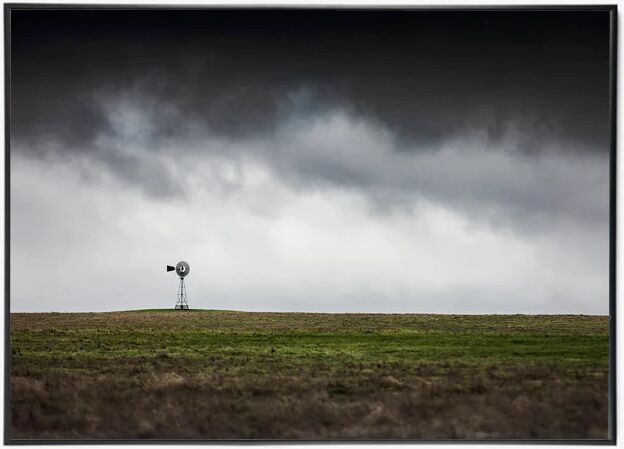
{"left": 166, "top": 265, "right": 175, "bottom": 272}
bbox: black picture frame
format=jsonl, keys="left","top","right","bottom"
{"left": 4, "top": 4, "right": 617, "bottom": 444}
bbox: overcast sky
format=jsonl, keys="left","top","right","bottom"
{"left": 10, "top": 8, "right": 612, "bottom": 313}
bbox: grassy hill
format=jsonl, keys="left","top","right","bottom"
{"left": 9, "top": 311, "right": 609, "bottom": 440}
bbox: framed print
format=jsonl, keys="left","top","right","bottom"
{"left": 5, "top": 4, "right": 617, "bottom": 443}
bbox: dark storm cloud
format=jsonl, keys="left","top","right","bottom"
{"left": 11, "top": 9, "right": 611, "bottom": 152}
{"left": 8, "top": 7, "right": 612, "bottom": 226}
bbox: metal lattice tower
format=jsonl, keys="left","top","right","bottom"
{"left": 175, "top": 277, "right": 189, "bottom": 310}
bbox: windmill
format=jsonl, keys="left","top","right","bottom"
{"left": 167, "top": 261, "right": 190, "bottom": 310}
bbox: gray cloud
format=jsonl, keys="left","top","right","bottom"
{"left": 26, "top": 93, "right": 605, "bottom": 236}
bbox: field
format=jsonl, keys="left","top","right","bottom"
{"left": 10, "top": 311, "right": 610, "bottom": 440}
